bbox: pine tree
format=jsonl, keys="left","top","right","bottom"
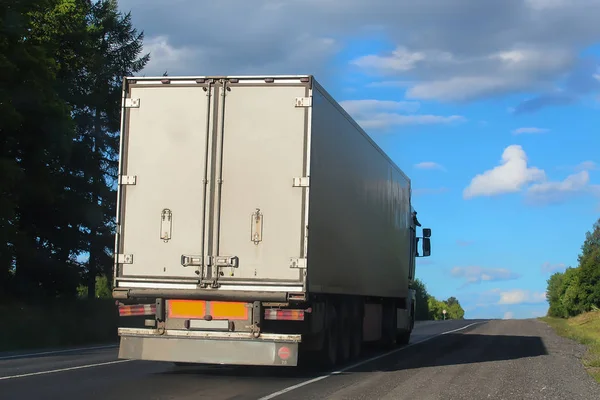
{"left": 77, "top": 0, "right": 149, "bottom": 298}
{"left": 1, "top": 0, "right": 82, "bottom": 299}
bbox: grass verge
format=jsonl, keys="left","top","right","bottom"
{"left": 541, "top": 310, "right": 600, "bottom": 383}
{"left": 0, "top": 299, "right": 120, "bottom": 352}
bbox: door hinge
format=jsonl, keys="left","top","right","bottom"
{"left": 295, "top": 97, "right": 312, "bottom": 107}
{"left": 120, "top": 175, "right": 137, "bottom": 185}
{"left": 117, "top": 254, "right": 134, "bottom": 264}
{"left": 290, "top": 258, "right": 307, "bottom": 269}
{"left": 293, "top": 177, "right": 310, "bottom": 187}
{"left": 124, "top": 98, "right": 140, "bottom": 108}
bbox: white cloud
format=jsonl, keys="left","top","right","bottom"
{"left": 366, "top": 80, "right": 414, "bottom": 88}
{"left": 524, "top": 0, "right": 572, "bottom": 10}
{"left": 574, "top": 161, "right": 598, "bottom": 171}
{"left": 142, "top": 35, "right": 200, "bottom": 76}
{"left": 465, "top": 290, "right": 551, "bottom": 316}
{"left": 118, "top": 0, "right": 600, "bottom": 111}
{"left": 512, "top": 127, "right": 550, "bottom": 135}
{"left": 497, "top": 289, "right": 547, "bottom": 305}
{"left": 450, "top": 266, "right": 521, "bottom": 287}
{"left": 463, "top": 145, "right": 546, "bottom": 199}
{"left": 405, "top": 76, "right": 535, "bottom": 103}
{"left": 541, "top": 262, "right": 567, "bottom": 274}
{"left": 340, "top": 99, "right": 420, "bottom": 114}
{"left": 356, "top": 45, "right": 576, "bottom": 103}
{"left": 352, "top": 46, "right": 426, "bottom": 72}
{"left": 503, "top": 311, "right": 515, "bottom": 320}
{"left": 414, "top": 161, "right": 445, "bottom": 171}
{"left": 525, "top": 170, "right": 596, "bottom": 205}
{"left": 358, "top": 114, "right": 464, "bottom": 129}
{"left": 339, "top": 99, "right": 464, "bottom": 129}
{"left": 464, "top": 147, "right": 598, "bottom": 205}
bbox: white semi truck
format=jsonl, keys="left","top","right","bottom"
{"left": 113, "top": 75, "right": 432, "bottom": 367}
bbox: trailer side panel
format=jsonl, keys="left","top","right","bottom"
{"left": 306, "top": 82, "right": 412, "bottom": 299}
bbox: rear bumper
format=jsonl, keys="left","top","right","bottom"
{"left": 118, "top": 328, "right": 301, "bottom": 366}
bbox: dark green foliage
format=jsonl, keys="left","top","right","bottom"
{"left": 546, "top": 218, "right": 600, "bottom": 318}
{"left": 411, "top": 278, "right": 465, "bottom": 321}
{"left": 0, "top": 299, "right": 120, "bottom": 351}
{"left": 0, "top": 0, "right": 148, "bottom": 302}
{"left": 1, "top": 0, "right": 80, "bottom": 300}
{"left": 411, "top": 278, "right": 431, "bottom": 320}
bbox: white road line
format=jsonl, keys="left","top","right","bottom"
{"left": 257, "top": 321, "right": 485, "bottom": 400}
{"left": 0, "top": 359, "right": 131, "bottom": 381}
{"left": 0, "top": 344, "right": 118, "bottom": 361}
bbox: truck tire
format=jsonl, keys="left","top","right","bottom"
{"left": 322, "top": 322, "right": 338, "bottom": 367}
{"left": 349, "top": 302, "right": 363, "bottom": 359}
{"left": 396, "top": 331, "right": 411, "bottom": 345}
{"left": 381, "top": 300, "right": 397, "bottom": 350}
{"left": 316, "top": 302, "right": 338, "bottom": 368}
{"left": 396, "top": 306, "right": 414, "bottom": 345}
{"left": 337, "top": 302, "right": 351, "bottom": 363}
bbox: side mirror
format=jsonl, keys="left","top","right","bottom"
{"left": 422, "top": 238, "right": 431, "bottom": 257}
{"left": 423, "top": 228, "right": 431, "bottom": 238}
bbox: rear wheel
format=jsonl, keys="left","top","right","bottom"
{"left": 396, "top": 331, "right": 411, "bottom": 345}
{"left": 380, "top": 300, "right": 397, "bottom": 350}
{"left": 317, "top": 302, "right": 338, "bottom": 368}
{"left": 337, "top": 302, "right": 351, "bottom": 363}
{"left": 349, "top": 302, "right": 363, "bottom": 359}
{"left": 322, "top": 323, "right": 338, "bottom": 367}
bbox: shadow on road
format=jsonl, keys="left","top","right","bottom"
{"left": 349, "top": 333, "right": 548, "bottom": 374}
{"left": 158, "top": 331, "right": 548, "bottom": 380}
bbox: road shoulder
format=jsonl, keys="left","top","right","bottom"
{"left": 541, "top": 311, "right": 600, "bottom": 383}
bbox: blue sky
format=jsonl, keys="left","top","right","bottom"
{"left": 119, "top": 0, "right": 600, "bottom": 319}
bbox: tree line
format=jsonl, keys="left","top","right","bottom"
{"left": 1, "top": 0, "right": 148, "bottom": 302}
{"left": 412, "top": 279, "right": 465, "bottom": 320}
{"left": 546, "top": 218, "right": 600, "bottom": 318}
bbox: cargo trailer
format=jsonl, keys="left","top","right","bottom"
{"left": 113, "top": 75, "right": 432, "bottom": 367}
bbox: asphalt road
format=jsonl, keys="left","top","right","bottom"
{"left": 1, "top": 319, "right": 599, "bottom": 400}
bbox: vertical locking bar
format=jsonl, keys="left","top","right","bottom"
{"left": 251, "top": 208, "right": 263, "bottom": 245}
{"left": 160, "top": 208, "right": 172, "bottom": 241}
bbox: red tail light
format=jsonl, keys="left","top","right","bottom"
{"left": 264, "top": 309, "right": 305, "bottom": 321}
{"left": 119, "top": 304, "right": 156, "bottom": 317}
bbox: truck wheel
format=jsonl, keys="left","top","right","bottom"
{"left": 317, "top": 303, "right": 338, "bottom": 369}
{"left": 337, "top": 303, "right": 351, "bottom": 363}
{"left": 396, "top": 331, "right": 411, "bottom": 346}
{"left": 321, "top": 324, "right": 338, "bottom": 368}
{"left": 349, "top": 302, "right": 363, "bottom": 359}
{"left": 381, "top": 300, "right": 397, "bottom": 350}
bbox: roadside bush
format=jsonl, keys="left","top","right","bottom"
{"left": 0, "top": 299, "right": 119, "bottom": 352}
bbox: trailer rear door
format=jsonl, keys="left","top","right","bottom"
{"left": 116, "top": 81, "right": 212, "bottom": 281}
{"left": 208, "top": 79, "right": 309, "bottom": 285}
{"left": 115, "top": 77, "right": 311, "bottom": 291}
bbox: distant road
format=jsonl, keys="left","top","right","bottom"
{"left": 1, "top": 319, "right": 599, "bottom": 399}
